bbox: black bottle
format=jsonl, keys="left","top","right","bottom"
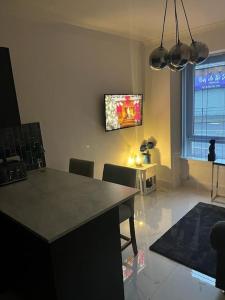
{"left": 208, "top": 139, "right": 216, "bottom": 161}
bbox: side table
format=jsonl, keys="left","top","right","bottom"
{"left": 125, "top": 163, "right": 157, "bottom": 195}
{"left": 211, "top": 160, "right": 225, "bottom": 204}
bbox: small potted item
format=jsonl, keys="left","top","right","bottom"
{"left": 140, "top": 140, "right": 155, "bottom": 164}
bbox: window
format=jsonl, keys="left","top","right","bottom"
{"left": 182, "top": 53, "right": 225, "bottom": 160}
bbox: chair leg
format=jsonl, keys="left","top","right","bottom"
{"left": 129, "top": 216, "right": 138, "bottom": 256}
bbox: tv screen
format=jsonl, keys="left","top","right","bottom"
{"left": 105, "top": 94, "right": 143, "bottom": 131}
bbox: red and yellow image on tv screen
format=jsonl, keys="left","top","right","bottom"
{"left": 105, "top": 94, "right": 142, "bottom": 131}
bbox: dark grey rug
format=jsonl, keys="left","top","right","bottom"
{"left": 149, "top": 202, "right": 225, "bottom": 278}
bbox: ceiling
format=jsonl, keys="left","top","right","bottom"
{"left": 3, "top": 0, "right": 225, "bottom": 43}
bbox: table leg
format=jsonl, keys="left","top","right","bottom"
{"left": 142, "top": 170, "right": 147, "bottom": 195}
{"left": 139, "top": 170, "right": 144, "bottom": 195}
{"left": 216, "top": 164, "right": 219, "bottom": 196}
{"left": 211, "top": 163, "right": 214, "bottom": 200}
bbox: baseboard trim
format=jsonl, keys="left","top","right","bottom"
{"left": 157, "top": 179, "right": 173, "bottom": 191}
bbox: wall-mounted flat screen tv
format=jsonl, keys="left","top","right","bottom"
{"left": 105, "top": 94, "right": 143, "bottom": 131}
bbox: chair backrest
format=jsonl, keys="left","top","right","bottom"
{"left": 69, "top": 158, "right": 94, "bottom": 178}
{"left": 102, "top": 164, "right": 136, "bottom": 188}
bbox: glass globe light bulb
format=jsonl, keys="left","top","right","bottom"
{"left": 168, "top": 42, "right": 190, "bottom": 68}
{"left": 149, "top": 46, "right": 169, "bottom": 70}
{"left": 189, "top": 41, "right": 209, "bottom": 64}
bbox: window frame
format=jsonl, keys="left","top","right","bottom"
{"left": 182, "top": 53, "right": 225, "bottom": 155}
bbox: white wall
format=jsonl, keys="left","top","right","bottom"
{"left": 145, "top": 23, "right": 225, "bottom": 190}
{"left": 4, "top": 9, "right": 225, "bottom": 190}
{"left": 144, "top": 44, "right": 182, "bottom": 188}
{"left": 0, "top": 14, "right": 144, "bottom": 178}
{"left": 144, "top": 52, "right": 173, "bottom": 187}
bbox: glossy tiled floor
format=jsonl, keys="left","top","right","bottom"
{"left": 121, "top": 185, "right": 225, "bottom": 300}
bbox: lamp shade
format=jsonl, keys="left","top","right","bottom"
{"left": 149, "top": 46, "right": 169, "bottom": 70}
{"left": 189, "top": 41, "right": 209, "bottom": 64}
{"left": 168, "top": 42, "right": 190, "bottom": 68}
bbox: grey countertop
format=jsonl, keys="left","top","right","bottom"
{"left": 0, "top": 168, "right": 139, "bottom": 243}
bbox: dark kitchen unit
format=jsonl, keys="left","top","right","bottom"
{"left": 0, "top": 168, "right": 139, "bottom": 300}
{"left": 0, "top": 47, "right": 46, "bottom": 186}
{"left": 0, "top": 47, "right": 48, "bottom": 299}
{"left": 0, "top": 47, "right": 21, "bottom": 129}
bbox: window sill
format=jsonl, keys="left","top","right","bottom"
{"left": 181, "top": 156, "right": 211, "bottom": 163}
{"left": 181, "top": 156, "right": 225, "bottom": 165}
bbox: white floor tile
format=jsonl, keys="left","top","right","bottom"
{"left": 122, "top": 185, "right": 225, "bottom": 300}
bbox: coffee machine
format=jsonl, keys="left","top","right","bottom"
{"left": 0, "top": 156, "right": 27, "bottom": 186}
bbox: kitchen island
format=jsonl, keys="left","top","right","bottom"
{"left": 0, "top": 168, "right": 139, "bottom": 300}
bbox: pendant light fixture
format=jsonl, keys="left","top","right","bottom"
{"left": 149, "top": 0, "right": 209, "bottom": 71}
{"left": 149, "top": 0, "right": 169, "bottom": 70}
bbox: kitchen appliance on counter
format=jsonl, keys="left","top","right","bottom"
{"left": 0, "top": 47, "right": 46, "bottom": 184}
{"left": 0, "top": 122, "right": 46, "bottom": 172}
{"left": 0, "top": 157, "right": 27, "bottom": 186}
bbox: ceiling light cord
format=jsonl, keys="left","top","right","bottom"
{"left": 174, "top": 0, "right": 180, "bottom": 44}
{"left": 160, "top": 0, "right": 168, "bottom": 48}
{"left": 180, "top": 0, "right": 195, "bottom": 42}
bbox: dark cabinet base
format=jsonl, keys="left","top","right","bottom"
{"left": 0, "top": 207, "right": 124, "bottom": 300}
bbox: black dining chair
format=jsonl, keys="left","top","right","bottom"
{"left": 69, "top": 158, "right": 94, "bottom": 178}
{"left": 102, "top": 164, "right": 138, "bottom": 256}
